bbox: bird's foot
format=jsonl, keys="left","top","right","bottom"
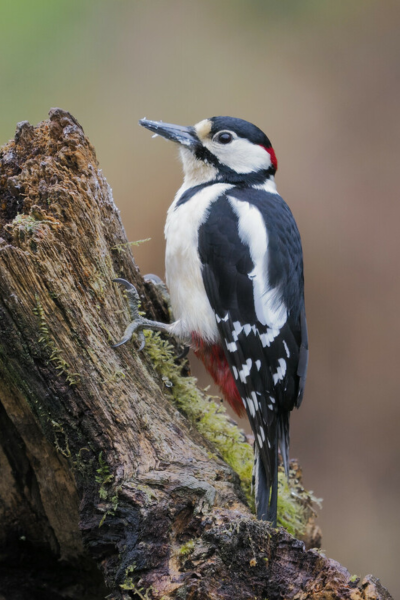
{"left": 112, "top": 278, "right": 171, "bottom": 349}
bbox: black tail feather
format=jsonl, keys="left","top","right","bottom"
{"left": 266, "top": 448, "right": 278, "bottom": 525}
{"left": 253, "top": 446, "right": 268, "bottom": 521}
{"left": 254, "top": 437, "right": 278, "bottom": 526}
{"left": 278, "top": 412, "right": 290, "bottom": 479}
{"left": 254, "top": 414, "right": 290, "bottom": 526}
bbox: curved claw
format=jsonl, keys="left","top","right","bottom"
{"left": 112, "top": 277, "right": 170, "bottom": 350}
{"left": 111, "top": 337, "right": 130, "bottom": 349}
{"left": 112, "top": 319, "right": 140, "bottom": 348}
{"left": 112, "top": 324, "right": 146, "bottom": 350}
{"left": 144, "top": 273, "right": 164, "bottom": 285}
{"left": 113, "top": 278, "right": 137, "bottom": 291}
{"left": 114, "top": 278, "right": 142, "bottom": 321}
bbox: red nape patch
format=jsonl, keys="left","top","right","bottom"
{"left": 192, "top": 333, "right": 245, "bottom": 417}
{"left": 260, "top": 145, "right": 278, "bottom": 172}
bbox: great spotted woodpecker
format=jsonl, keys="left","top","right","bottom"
{"left": 114, "top": 116, "right": 308, "bottom": 525}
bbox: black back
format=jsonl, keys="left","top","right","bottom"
{"left": 198, "top": 187, "right": 308, "bottom": 521}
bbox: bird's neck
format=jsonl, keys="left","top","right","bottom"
{"left": 251, "top": 175, "right": 278, "bottom": 194}
{"left": 180, "top": 147, "right": 219, "bottom": 188}
{"left": 179, "top": 147, "right": 277, "bottom": 192}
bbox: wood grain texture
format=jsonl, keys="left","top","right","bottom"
{"left": 0, "top": 109, "right": 392, "bottom": 600}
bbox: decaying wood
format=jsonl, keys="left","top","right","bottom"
{"left": 0, "top": 109, "right": 392, "bottom": 600}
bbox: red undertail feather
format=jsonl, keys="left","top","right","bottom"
{"left": 192, "top": 333, "right": 245, "bottom": 417}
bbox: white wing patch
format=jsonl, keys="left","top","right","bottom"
{"left": 260, "top": 327, "right": 280, "bottom": 347}
{"left": 216, "top": 313, "right": 229, "bottom": 323}
{"left": 232, "top": 321, "right": 243, "bottom": 340}
{"left": 225, "top": 339, "right": 238, "bottom": 352}
{"left": 248, "top": 396, "right": 256, "bottom": 417}
{"left": 273, "top": 358, "right": 287, "bottom": 385}
{"left": 228, "top": 197, "right": 287, "bottom": 331}
{"left": 239, "top": 358, "right": 252, "bottom": 383}
{"left": 243, "top": 324, "right": 252, "bottom": 336}
{"left": 283, "top": 340, "right": 291, "bottom": 358}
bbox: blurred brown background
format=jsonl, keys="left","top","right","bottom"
{"left": 1, "top": 0, "right": 399, "bottom": 594}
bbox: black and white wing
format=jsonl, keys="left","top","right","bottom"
{"left": 198, "top": 188, "right": 308, "bottom": 522}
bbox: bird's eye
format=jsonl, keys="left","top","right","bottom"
{"left": 214, "top": 131, "right": 233, "bottom": 145}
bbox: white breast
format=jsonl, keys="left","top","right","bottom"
{"left": 164, "top": 183, "right": 233, "bottom": 342}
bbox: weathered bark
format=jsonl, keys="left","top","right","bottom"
{"left": 0, "top": 109, "right": 392, "bottom": 600}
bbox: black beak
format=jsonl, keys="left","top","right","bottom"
{"left": 139, "top": 119, "right": 198, "bottom": 149}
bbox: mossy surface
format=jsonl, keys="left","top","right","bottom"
{"left": 8, "top": 213, "right": 60, "bottom": 235}
{"left": 276, "top": 471, "right": 307, "bottom": 536}
{"left": 143, "top": 331, "right": 254, "bottom": 503}
{"left": 120, "top": 564, "right": 166, "bottom": 599}
{"left": 112, "top": 237, "right": 151, "bottom": 255}
{"left": 143, "top": 331, "right": 320, "bottom": 537}
{"left": 95, "top": 451, "right": 114, "bottom": 500}
{"left": 178, "top": 539, "right": 195, "bottom": 557}
{"left": 95, "top": 452, "right": 120, "bottom": 527}
{"left": 33, "top": 295, "right": 81, "bottom": 386}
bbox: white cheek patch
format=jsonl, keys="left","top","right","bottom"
{"left": 203, "top": 137, "right": 271, "bottom": 174}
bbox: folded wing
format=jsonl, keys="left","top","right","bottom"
{"left": 198, "top": 188, "right": 308, "bottom": 521}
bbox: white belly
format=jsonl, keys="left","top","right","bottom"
{"left": 164, "top": 183, "right": 233, "bottom": 343}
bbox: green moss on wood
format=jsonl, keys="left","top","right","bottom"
{"left": 7, "top": 213, "right": 60, "bottom": 234}
{"left": 50, "top": 419, "right": 72, "bottom": 458}
{"left": 142, "top": 330, "right": 320, "bottom": 537}
{"left": 95, "top": 452, "right": 121, "bottom": 527}
{"left": 95, "top": 451, "right": 114, "bottom": 499}
{"left": 120, "top": 564, "right": 156, "bottom": 598}
{"left": 143, "top": 330, "right": 253, "bottom": 503}
{"left": 112, "top": 237, "right": 151, "bottom": 255}
{"left": 33, "top": 295, "right": 81, "bottom": 385}
{"left": 277, "top": 471, "right": 306, "bottom": 536}
{"left": 178, "top": 539, "right": 195, "bottom": 558}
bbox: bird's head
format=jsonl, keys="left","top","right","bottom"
{"left": 139, "top": 116, "right": 277, "bottom": 187}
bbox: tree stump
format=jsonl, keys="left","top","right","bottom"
{"left": 0, "top": 109, "right": 392, "bottom": 600}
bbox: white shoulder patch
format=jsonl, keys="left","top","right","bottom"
{"left": 228, "top": 197, "right": 287, "bottom": 330}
